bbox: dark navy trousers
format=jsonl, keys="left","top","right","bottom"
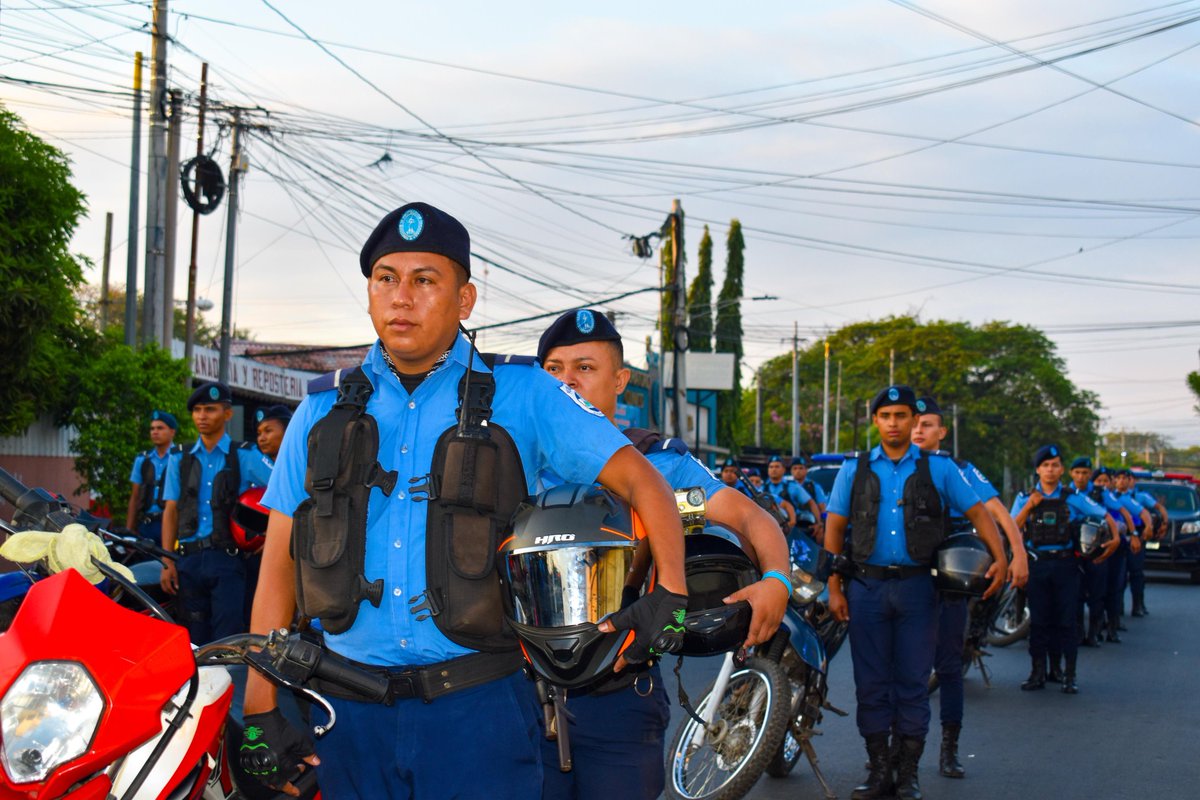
{"left": 314, "top": 671, "right": 542, "bottom": 800}
{"left": 1079, "top": 559, "right": 1107, "bottom": 621}
{"left": 846, "top": 575, "right": 939, "bottom": 738}
{"left": 175, "top": 548, "right": 245, "bottom": 644}
{"left": 539, "top": 666, "right": 669, "bottom": 800}
{"left": 1104, "top": 539, "right": 1129, "bottom": 623}
{"left": 1127, "top": 539, "right": 1147, "bottom": 606}
{"left": 934, "top": 595, "right": 968, "bottom": 726}
{"left": 1027, "top": 554, "right": 1080, "bottom": 661}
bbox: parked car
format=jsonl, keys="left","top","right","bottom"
{"left": 1135, "top": 479, "right": 1200, "bottom": 583}
{"left": 806, "top": 454, "right": 846, "bottom": 498}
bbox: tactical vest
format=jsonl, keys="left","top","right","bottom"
{"left": 292, "top": 355, "right": 529, "bottom": 651}
{"left": 1023, "top": 488, "right": 1073, "bottom": 548}
{"left": 801, "top": 479, "right": 819, "bottom": 503}
{"left": 138, "top": 445, "right": 180, "bottom": 517}
{"left": 847, "top": 450, "right": 949, "bottom": 565}
{"left": 177, "top": 442, "right": 244, "bottom": 549}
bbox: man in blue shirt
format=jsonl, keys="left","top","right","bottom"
{"left": 160, "top": 382, "right": 273, "bottom": 645}
{"left": 910, "top": 395, "right": 1028, "bottom": 780}
{"left": 124, "top": 409, "right": 180, "bottom": 542}
{"left": 765, "top": 455, "right": 823, "bottom": 538}
{"left": 1012, "top": 446, "right": 1108, "bottom": 694}
{"left": 1066, "top": 458, "right": 1122, "bottom": 650}
{"left": 536, "top": 308, "right": 791, "bottom": 800}
{"left": 790, "top": 454, "right": 828, "bottom": 512}
{"left": 1092, "top": 467, "right": 1138, "bottom": 642}
{"left": 825, "top": 385, "right": 1006, "bottom": 800}
{"left": 242, "top": 204, "right": 690, "bottom": 800}
{"left": 1115, "top": 468, "right": 1157, "bottom": 618}
{"left": 253, "top": 405, "right": 292, "bottom": 466}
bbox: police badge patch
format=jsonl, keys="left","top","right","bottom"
{"left": 559, "top": 383, "right": 605, "bottom": 417}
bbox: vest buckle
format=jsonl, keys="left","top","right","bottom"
{"left": 408, "top": 473, "right": 440, "bottom": 502}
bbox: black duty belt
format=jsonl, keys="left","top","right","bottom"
{"left": 176, "top": 537, "right": 236, "bottom": 557}
{"left": 854, "top": 563, "right": 931, "bottom": 580}
{"left": 316, "top": 650, "right": 525, "bottom": 705}
{"left": 1033, "top": 548, "right": 1076, "bottom": 561}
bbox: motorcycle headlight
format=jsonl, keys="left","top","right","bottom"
{"left": 1180, "top": 521, "right": 1200, "bottom": 535}
{"left": 791, "top": 565, "right": 826, "bottom": 605}
{"left": 1, "top": 661, "right": 105, "bottom": 784}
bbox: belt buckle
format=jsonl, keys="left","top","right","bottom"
{"left": 885, "top": 565, "right": 903, "bottom": 580}
{"left": 387, "top": 673, "right": 419, "bottom": 703}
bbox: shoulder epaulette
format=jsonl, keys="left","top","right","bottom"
{"left": 237, "top": 441, "right": 257, "bottom": 451}
{"left": 169, "top": 444, "right": 182, "bottom": 454}
{"left": 930, "top": 449, "right": 953, "bottom": 459}
{"left": 488, "top": 353, "right": 539, "bottom": 367}
{"left": 308, "top": 368, "right": 347, "bottom": 394}
{"left": 651, "top": 437, "right": 690, "bottom": 456}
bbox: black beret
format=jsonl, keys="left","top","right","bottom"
{"left": 768, "top": 455, "right": 785, "bottom": 465}
{"left": 1092, "top": 466, "right": 1110, "bottom": 480}
{"left": 746, "top": 468, "right": 761, "bottom": 478}
{"left": 359, "top": 202, "right": 471, "bottom": 278}
{"left": 720, "top": 458, "right": 738, "bottom": 468}
{"left": 255, "top": 405, "right": 293, "bottom": 426}
{"left": 187, "top": 381, "right": 232, "bottom": 411}
{"left": 1115, "top": 467, "right": 1133, "bottom": 477}
{"left": 790, "top": 455, "right": 809, "bottom": 467}
{"left": 150, "top": 409, "right": 178, "bottom": 430}
{"left": 914, "top": 395, "right": 942, "bottom": 417}
{"left": 1070, "top": 456, "right": 1092, "bottom": 470}
{"left": 870, "top": 384, "right": 918, "bottom": 415}
{"left": 537, "top": 308, "right": 622, "bottom": 364}
{"left": 1032, "top": 444, "right": 1063, "bottom": 468}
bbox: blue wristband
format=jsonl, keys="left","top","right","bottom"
{"left": 762, "top": 570, "right": 793, "bottom": 595}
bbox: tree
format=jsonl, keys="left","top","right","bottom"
{"left": 687, "top": 226, "right": 714, "bottom": 352}
{"left": 658, "top": 207, "right": 685, "bottom": 349}
{"left": 1189, "top": 371, "right": 1200, "bottom": 415}
{"left": 66, "top": 337, "right": 194, "bottom": 511}
{"left": 715, "top": 220, "right": 746, "bottom": 450}
{"left": 736, "top": 316, "right": 1100, "bottom": 493}
{"left": 0, "top": 106, "right": 96, "bottom": 435}
{"left": 77, "top": 284, "right": 247, "bottom": 345}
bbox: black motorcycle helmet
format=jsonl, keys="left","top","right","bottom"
{"left": 932, "top": 533, "right": 993, "bottom": 596}
{"left": 1077, "top": 516, "right": 1111, "bottom": 560}
{"left": 680, "top": 526, "right": 757, "bottom": 657}
{"left": 502, "top": 484, "right": 642, "bottom": 690}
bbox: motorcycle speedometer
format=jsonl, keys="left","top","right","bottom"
{"left": 0, "top": 660, "right": 104, "bottom": 784}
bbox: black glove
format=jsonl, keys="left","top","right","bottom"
{"left": 240, "top": 708, "right": 315, "bottom": 790}
{"left": 620, "top": 585, "right": 641, "bottom": 610}
{"left": 604, "top": 584, "right": 688, "bottom": 664}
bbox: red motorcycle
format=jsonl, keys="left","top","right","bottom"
{"left": 0, "top": 475, "right": 384, "bottom": 800}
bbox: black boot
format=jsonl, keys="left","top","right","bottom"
{"left": 1132, "top": 590, "right": 1147, "bottom": 617}
{"left": 894, "top": 735, "right": 925, "bottom": 800}
{"left": 851, "top": 733, "right": 894, "bottom": 800}
{"left": 1021, "top": 656, "right": 1046, "bottom": 691}
{"left": 1083, "top": 615, "right": 1102, "bottom": 648}
{"left": 1061, "top": 654, "right": 1078, "bottom": 694}
{"left": 1047, "top": 655, "right": 1064, "bottom": 684}
{"left": 1106, "top": 618, "right": 1122, "bottom": 643}
{"left": 939, "top": 724, "right": 965, "bottom": 779}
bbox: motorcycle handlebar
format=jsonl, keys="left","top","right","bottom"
{"left": 280, "top": 635, "right": 390, "bottom": 704}
{"left": 0, "top": 468, "right": 29, "bottom": 505}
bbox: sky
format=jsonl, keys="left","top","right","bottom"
{"left": 2, "top": 0, "right": 1199, "bottom": 446}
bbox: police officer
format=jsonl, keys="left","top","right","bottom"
{"left": 719, "top": 458, "right": 751, "bottom": 495}
{"left": 242, "top": 203, "right": 690, "bottom": 800}
{"left": 1115, "top": 468, "right": 1156, "bottom": 617}
{"left": 910, "top": 395, "right": 1029, "bottom": 780}
{"left": 537, "top": 308, "right": 791, "bottom": 800}
{"left": 160, "top": 382, "right": 273, "bottom": 645}
{"left": 254, "top": 405, "right": 293, "bottom": 464}
{"left": 1091, "top": 467, "right": 1136, "bottom": 642}
{"left": 764, "top": 455, "right": 821, "bottom": 534}
{"left": 825, "top": 385, "right": 1007, "bottom": 800}
{"left": 125, "top": 410, "right": 180, "bottom": 541}
{"left": 790, "top": 454, "right": 828, "bottom": 513}
{"left": 1066, "top": 458, "right": 1121, "bottom": 649}
{"left": 1011, "top": 446, "right": 1107, "bottom": 694}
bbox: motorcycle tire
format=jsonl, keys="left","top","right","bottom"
{"left": 766, "top": 660, "right": 824, "bottom": 779}
{"left": 986, "top": 588, "right": 1031, "bottom": 647}
{"left": 665, "top": 656, "right": 791, "bottom": 800}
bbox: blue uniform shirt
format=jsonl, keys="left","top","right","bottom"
{"left": 827, "top": 444, "right": 982, "bottom": 566}
{"left": 1113, "top": 490, "right": 1146, "bottom": 528}
{"left": 763, "top": 479, "right": 812, "bottom": 511}
{"left": 1134, "top": 490, "right": 1158, "bottom": 513}
{"left": 1089, "top": 484, "right": 1127, "bottom": 523}
{"left": 948, "top": 458, "right": 998, "bottom": 520}
{"left": 129, "top": 447, "right": 175, "bottom": 515}
{"left": 541, "top": 441, "right": 727, "bottom": 501}
{"left": 263, "top": 336, "right": 631, "bottom": 667}
{"left": 800, "top": 479, "right": 829, "bottom": 506}
{"left": 1010, "top": 484, "right": 1107, "bottom": 551}
{"left": 245, "top": 445, "right": 276, "bottom": 485}
{"left": 163, "top": 433, "right": 274, "bottom": 540}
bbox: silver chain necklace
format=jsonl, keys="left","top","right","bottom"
{"left": 380, "top": 346, "right": 451, "bottom": 383}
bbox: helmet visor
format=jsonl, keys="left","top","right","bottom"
{"left": 506, "top": 544, "right": 637, "bottom": 628}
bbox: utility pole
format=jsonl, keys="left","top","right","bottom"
{"left": 834, "top": 360, "right": 842, "bottom": 453}
{"left": 821, "top": 340, "right": 830, "bottom": 454}
{"left": 184, "top": 63, "right": 209, "bottom": 365}
{"left": 100, "top": 212, "right": 113, "bottom": 330}
{"left": 124, "top": 51, "right": 143, "bottom": 347}
{"left": 755, "top": 365, "right": 763, "bottom": 449}
{"left": 669, "top": 199, "right": 688, "bottom": 440}
{"left": 889, "top": 347, "right": 895, "bottom": 385}
{"left": 791, "top": 321, "right": 800, "bottom": 457}
{"left": 162, "top": 88, "right": 182, "bottom": 345}
{"left": 952, "top": 403, "right": 959, "bottom": 459}
{"left": 142, "top": 0, "right": 169, "bottom": 347}
{"left": 1121, "top": 430, "right": 1127, "bottom": 466}
{"left": 218, "top": 111, "right": 243, "bottom": 385}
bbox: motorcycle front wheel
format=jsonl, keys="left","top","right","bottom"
{"left": 665, "top": 656, "right": 790, "bottom": 800}
{"left": 986, "top": 587, "right": 1030, "bottom": 647}
{"left": 766, "top": 656, "right": 825, "bottom": 778}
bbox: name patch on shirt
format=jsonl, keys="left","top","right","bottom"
{"left": 559, "top": 384, "right": 605, "bottom": 417}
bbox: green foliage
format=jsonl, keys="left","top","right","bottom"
{"left": 66, "top": 339, "right": 194, "bottom": 510}
{"left": 715, "top": 220, "right": 745, "bottom": 450}
{"left": 1189, "top": 371, "right": 1200, "bottom": 415}
{"left": 659, "top": 209, "right": 686, "bottom": 347}
{"left": 687, "top": 226, "right": 713, "bottom": 352}
{"left": 736, "top": 315, "right": 1100, "bottom": 493}
{"left": 0, "top": 106, "right": 96, "bottom": 436}
{"left": 77, "top": 284, "right": 247, "bottom": 345}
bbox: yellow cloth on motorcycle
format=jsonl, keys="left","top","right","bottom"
{"left": 0, "top": 523, "right": 135, "bottom": 585}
